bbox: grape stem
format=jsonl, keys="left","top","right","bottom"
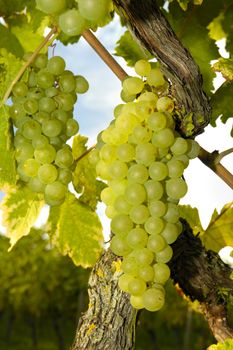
{"left": 0, "top": 26, "right": 57, "bottom": 107}
{"left": 82, "top": 29, "right": 233, "bottom": 190}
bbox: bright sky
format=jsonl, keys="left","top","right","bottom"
{"left": 0, "top": 16, "right": 232, "bottom": 238}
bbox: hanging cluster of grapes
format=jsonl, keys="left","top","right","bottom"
{"left": 10, "top": 53, "right": 89, "bottom": 206}
{"left": 94, "top": 60, "right": 200, "bottom": 312}
{"left": 36, "top": 0, "right": 113, "bottom": 37}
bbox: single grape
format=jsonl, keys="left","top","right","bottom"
{"left": 149, "top": 161, "right": 168, "bottom": 181}
{"left": 118, "top": 274, "right": 134, "bottom": 293}
{"left": 100, "top": 144, "right": 117, "bottom": 162}
{"left": 166, "top": 178, "right": 188, "bottom": 199}
{"left": 37, "top": 69, "right": 55, "bottom": 89}
{"left": 135, "top": 59, "right": 151, "bottom": 76}
{"left": 147, "top": 234, "right": 167, "bottom": 253}
{"left": 152, "top": 128, "right": 175, "bottom": 148}
{"left": 52, "top": 109, "right": 69, "bottom": 124}
{"left": 58, "top": 9, "right": 86, "bottom": 36}
{"left": 161, "top": 223, "right": 179, "bottom": 244}
{"left": 34, "top": 144, "right": 56, "bottom": 164}
{"left": 23, "top": 98, "right": 39, "bottom": 114}
{"left": 148, "top": 200, "right": 167, "bottom": 217}
{"left": 33, "top": 111, "right": 49, "bottom": 124}
{"left": 142, "top": 287, "right": 165, "bottom": 312}
{"left": 114, "top": 195, "right": 131, "bottom": 214}
{"left": 138, "top": 265, "right": 154, "bottom": 282}
{"left": 36, "top": 0, "right": 66, "bottom": 14}
{"left": 47, "top": 56, "right": 65, "bottom": 75}
{"left": 101, "top": 187, "right": 116, "bottom": 206}
{"left": 38, "top": 164, "right": 58, "bottom": 184}
{"left": 17, "top": 163, "right": 30, "bottom": 182}
{"left": 155, "top": 245, "right": 173, "bottom": 263}
{"left": 12, "top": 82, "right": 28, "bottom": 97}
{"left": 105, "top": 205, "right": 117, "bottom": 219}
{"left": 15, "top": 143, "right": 34, "bottom": 162}
{"left": 45, "top": 87, "right": 58, "bottom": 98}
{"left": 59, "top": 74, "right": 76, "bottom": 93}
{"left": 10, "top": 103, "right": 26, "bottom": 120}
{"left": 147, "top": 68, "right": 165, "bottom": 87}
{"left": 110, "top": 160, "right": 128, "bottom": 180}
{"left": 170, "top": 137, "right": 188, "bottom": 155}
{"left": 186, "top": 139, "right": 200, "bottom": 159}
{"left": 121, "top": 256, "right": 139, "bottom": 276}
{"left": 78, "top": 0, "right": 110, "bottom": 21}
{"left": 54, "top": 92, "right": 75, "bottom": 111}
{"left": 157, "top": 97, "right": 174, "bottom": 113}
{"left": 125, "top": 183, "right": 147, "bottom": 205}
{"left": 163, "top": 203, "right": 179, "bottom": 223}
{"left": 130, "top": 295, "right": 144, "bottom": 309}
{"left": 42, "top": 119, "right": 63, "bottom": 137}
{"left": 133, "top": 125, "right": 151, "bottom": 144}
{"left": 39, "top": 97, "right": 56, "bottom": 113}
{"left": 58, "top": 168, "right": 72, "bottom": 185}
{"left": 110, "top": 214, "right": 133, "bottom": 235}
{"left": 144, "top": 216, "right": 164, "bottom": 235}
{"left": 135, "top": 143, "right": 156, "bottom": 166}
{"left": 128, "top": 277, "right": 146, "bottom": 296}
{"left": 32, "top": 135, "right": 49, "bottom": 149}
{"left": 66, "top": 119, "right": 79, "bottom": 137}
{"left": 127, "top": 227, "right": 148, "bottom": 249}
{"left": 147, "top": 112, "right": 167, "bottom": 132}
{"left": 117, "top": 144, "right": 135, "bottom": 162}
{"left": 33, "top": 54, "right": 48, "bottom": 69}
{"left": 110, "top": 235, "right": 131, "bottom": 256}
{"left": 28, "top": 177, "right": 46, "bottom": 193}
{"left": 129, "top": 204, "right": 149, "bottom": 224}
{"left": 167, "top": 159, "right": 184, "bottom": 178}
{"left": 127, "top": 163, "right": 148, "bottom": 184}
{"left": 134, "top": 248, "right": 154, "bottom": 266}
{"left": 23, "top": 158, "right": 40, "bottom": 177}
{"left": 55, "top": 147, "right": 73, "bottom": 168}
{"left": 45, "top": 181, "right": 67, "bottom": 202}
{"left": 144, "top": 180, "right": 164, "bottom": 200}
{"left": 153, "top": 263, "right": 170, "bottom": 284}
{"left": 75, "top": 75, "right": 89, "bottom": 94}
{"left": 122, "top": 77, "right": 144, "bottom": 95}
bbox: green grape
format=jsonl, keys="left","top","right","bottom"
{"left": 96, "top": 159, "right": 111, "bottom": 180}
{"left": 115, "top": 113, "right": 139, "bottom": 134}
{"left": 52, "top": 109, "right": 69, "bottom": 124}
{"left": 101, "top": 187, "right": 116, "bottom": 206}
{"left": 59, "top": 74, "right": 76, "bottom": 93}
{"left": 137, "top": 91, "right": 158, "bottom": 106}
{"left": 58, "top": 9, "right": 86, "bottom": 36}
{"left": 157, "top": 96, "right": 174, "bottom": 113}
{"left": 49, "top": 136, "right": 63, "bottom": 150}
{"left": 33, "top": 54, "right": 48, "bottom": 69}
{"left": 55, "top": 147, "right": 73, "bottom": 168}
{"left": 114, "top": 104, "right": 124, "bottom": 118}
{"left": 34, "top": 144, "right": 56, "bottom": 164}
{"left": 55, "top": 92, "right": 74, "bottom": 111}
{"left": 133, "top": 125, "right": 151, "bottom": 144}
{"left": 167, "top": 159, "right": 184, "bottom": 178}
{"left": 37, "top": 69, "right": 55, "bottom": 89}
{"left": 122, "top": 77, "right": 144, "bottom": 95}
{"left": 45, "top": 181, "right": 67, "bottom": 202}
{"left": 127, "top": 164, "right": 148, "bottom": 184}
{"left": 148, "top": 200, "right": 167, "bottom": 217}
{"left": 66, "top": 119, "right": 79, "bottom": 137}
{"left": 100, "top": 144, "right": 117, "bottom": 162}
{"left": 127, "top": 227, "right": 148, "bottom": 249}
{"left": 110, "top": 235, "right": 131, "bottom": 256}
{"left": 118, "top": 274, "right": 134, "bottom": 292}
{"left": 144, "top": 216, "right": 164, "bottom": 235}
{"left": 42, "top": 119, "right": 62, "bottom": 137}
{"left": 117, "top": 144, "right": 135, "bottom": 162}
{"left": 130, "top": 295, "right": 144, "bottom": 309}
{"left": 23, "top": 98, "right": 39, "bottom": 114}
{"left": 28, "top": 71, "right": 37, "bottom": 87}
{"left": 174, "top": 154, "right": 189, "bottom": 168}
{"left": 12, "top": 82, "right": 28, "bottom": 97}
{"left": 47, "top": 56, "right": 65, "bottom": 75}
{"left": 14, "top": 134, "right": 29, "bottom": 148}
{"left": 128, "top": 277, "right": 146, "bottom": 296}
{"left": 135, "top": 143, "right": 156, "bottom": 166}
{"left": 152, "top": 128, "right": 175, "bottom": 148}
{"left": 155, "top": 245, "right": 173, "bottom": 263}
{"left": 38, "top": 164, "right": 58, "bottom": 184}
{"left": 75, "top": 75, "right": 89, "bottom": 94}
{"left": 88, "top": 149, "right": 100, "bottom": 165}
{"left": 138, "top": 265, "right": 154, "bottom": 282}
{"left": 125, "top": 183, "right": 146, "bottom": 205}
{"left": 129, "top": 204, "right": 149, "bottom": 224}
{"left": 10, "top": 103, "right": 26, "bottom": 120}
{"left": 109, "top": 179, "right": 127, "bottom": 196}
{"left": 105, "top": 205, "right": 117, "bottom": 219}
{"left": 33, "top": 111, "right": 49, "bottom": 124}
{"left": 153, "top": 263, "right": 170, "bottom": 284}
{"left": 142, "top": 287, "right": 165, "bottom": 312}
{"left": 149, "top": 161, "right": 168, "bottom": 181}
{"left": 58, "top": 168, "right": 72, "bottom": 185}
{"left": 28, "top": 176, "right": 46, "bottom": 193}
{"left": 135, "top": 59, "right": 151, "bottom": 76}
{"left": 166, "top": 178, "right": 188, "bottom": 199}
{"left": 17, "top": 163, "right": 30, "bottom": 182}
{"left": 144, "top": 180, "right": 163, "bottom": 200}
{"left": 170, "top": 137, "right": 188, "bottom": 155}
{"left": 15, "top": 143, "right": 34, "bottom": 162}
{"left": 110, "top": 214, "right": 133, "bottom": 235}
{"left": 186, "top": 139, "right": 200, "bottom": 159}
{"left": 122, "top": 256, "right": 139, "bottom": 276}
{"left": 32, "top": 135, "right": 49, "bottom": 149}
{"left": 114, "top": 195, "right": 131, "bottom": 214}
{"left": 147, "top": 234, "right": 167, "bottom": 253}
{"left": 39, "top": 97, "right": 56, "bottom": 113}
{"left": 36, "top": 0, "right": 66, "bottom": 14}
{"left": 163, "top": 203, "right": 179, "bottom": 223}
{"left": 110, "top": 160, "right": 128, "bottom": 179}
{"left": 78, "top": 0, "right": 110, "bottom": 21}
{"left": 45, "top": 87, "right": 58, "bottom": 98}
{"left": 134, "top": 248, "right": 154, "bottom": 266}
{"left": 27, "top": 88, "right": 44, "bottom": 100}
{"left": 147, "top": 112, "right": 167, "bottom": 132}
{"left": 147, "top": 68, "right": 165, "bottom": 87}
{"left": 23, "top": 158, "right": 40, "bottom": 177}
{"left": 161, "top": 223, "right": 179, "bottom": 244}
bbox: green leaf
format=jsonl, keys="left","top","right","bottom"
{"left": 208, "top": 339, "right": 233, "bottom": 350}
{"left": 179, "top": 205, "right": 204, "bottom": 235}
{"left": 47, "top": 193, "right": 103, "bottom": 268}
{"left": 1, "top": 185, "right": 44, "bottom": 249}
{"left": 176, "top": 0, "right": 190, "bottom": 11}
{"left": 0, "top": 106, "right": 17, "bottom": 188}
{"left": 200, "top": 202, "right": 233, "bottom": 252}
{"left": 0, "top": 49, "right": 22, "bottom": 99}
{"left": 213, "top": 58, "right": 233, "bottom": 81}
{"left": 72, "top": 134, "right": 88, "bottom": 161}
{"left": 0, "top": 24, "right": 24, "bottom": 57}
{"left": 208, "top": 14, "right": 226, "bottom": 41}
{"left": 210, "top": 82, "right": 233, "bottom": 126}
{"left": 222, "top": 4, "right": 233, "bottom": 54}
{"left": 115, "top": 30, "right": 152, "bottom": 67}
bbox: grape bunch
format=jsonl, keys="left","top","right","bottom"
{"left": 36, "top": 0, "right": 113, "bottom": 37}
{"left": 93, "top": 60, "right": 200, "bottom": 312}
{"left": 10, "top": 53, "right": 89, "bottom": 206}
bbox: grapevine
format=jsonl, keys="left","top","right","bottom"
{"left": 10, "top": 53, "right": 89, "bottom": 206}
{"left": 93, "top": 60, "right": 200, "bottom": 312}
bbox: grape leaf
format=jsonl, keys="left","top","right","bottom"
{"left": 210, "top": 82, "right": 233, "bottom": 126}
{"left": 0, "top": 24, "right": 24, "bottom": 58}
{"left": 0, "top": 106, "right": 17, "bottom": 188}
{"left": 0, "top": 49, "right": 22, "bottom": 99}
{"left": 200, "top": 202, "right": 233, "bottom": 252}
{"left": 213, "top": 58, "right": 233, "bottom": 81}
{"left": 47, "top": 193, "right": 103, "bottom": 268}
{"left": 176, "top": 0, "right": 190, "bottom": 11}
{"left": 179, "top": 205, "right": 204, "bottom": 235}
{"left": 208, "top": 14, "right": 226, "bottom": 41}
{"left": 208, "top": 339, "right": 233, "bottom": 350}
{"left": 72, "top": 134, "right": 88, "bottom": 161}
{"left": 222, "top": 3, "right": 233, "bottom": 55}
{"left": 1, "top": 185, "right": 44, "bottom": 249}
{"left": 115, "top": 30, "right": 152, "bottom": 67}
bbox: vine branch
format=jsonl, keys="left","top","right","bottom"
{"left": 1, "top": 26, "right": 57, "bottom": 107}
{"left": 82, "top": 29, "right": 233, "bottom": 190}
{"left": 214, "top": 147, "right": 233, "bottom": 165}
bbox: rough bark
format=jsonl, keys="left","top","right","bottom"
{"left": 113, "top": 0, "right": 211, "bottom": 136}
{"left": 72, "top": 250, "right": 137, "bottom": 350}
